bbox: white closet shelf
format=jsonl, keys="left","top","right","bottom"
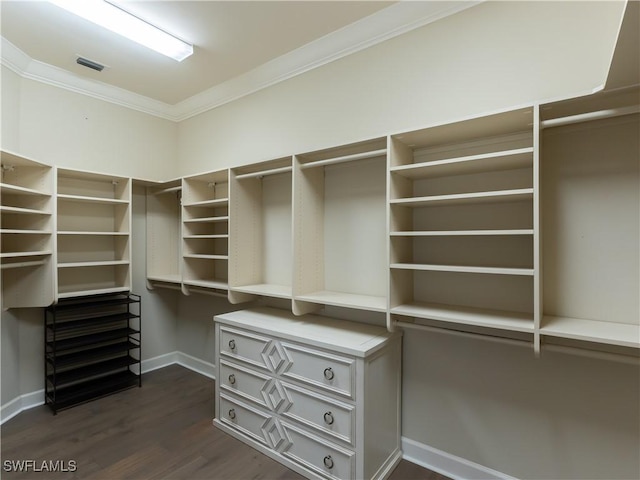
{"left": 299, "top": 148, "right": 387, "bottom": 169}
{"left": 183, "top": 234, "right": 228, "bottom": 239}
{"left": 390, "top": 188, "right": 534, "bottom": 208}
{"left": 183, "top": 279, "right": 228, "bottom": 290}
{"left": 1, "top": 229, "right": 52, "bottom": 234}
{"left": 184, "top": 254, "right": 228, "bottom": 260}
{"left": 0, "top": 205, "right": 49, "bottom": 215}
{"left": 1, "top": 182, "right": 51, "bottom": 196}
{"left": 390, "top": 147, "right": 533, "bottom": 179}
{"left": 57, "top": 231, "right": 129, "bottom": 236}
{"left": 541, "top": 315, "right": 640, "bottom": 348}
{"left": 391, "top": 301, "right": 534, "bottom": 333}
{"left": 57, "top": 286, "right": 129, "bottom": 299}
{"left": 1, "top": 250, "right": 52, "bottom": 258}
{"left": 147, "top": 274, "right": 181, "bottom": 284}
{"left": 183, "top": 216, "right": 229, "bottom": 223}
{"left": 232, "top": 283, "right": 292, "bottom": 299}
{"left": 390, "top": 263, "right": 534, "bottom": 276}
{"left": 57, "top": 260, "right": 129, "bottom": 268}
{"left": 57, "top": 194, "right": 129, "bottom": 205}
{"left": 390, "top": 229, "right": 534, "bottom": 237}
{"left": 183, "top": 198, "right": 229, "bottom": 208}
{"left": 296, "top": 290, "right": 387, "bottom": 312}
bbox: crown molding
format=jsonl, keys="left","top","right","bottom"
{"left": 2, "top": 1, "right": 481, "bottom": 123}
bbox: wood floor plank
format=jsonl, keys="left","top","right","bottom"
{"left": 1, "top": 365, "right": 450, "bottom": 480}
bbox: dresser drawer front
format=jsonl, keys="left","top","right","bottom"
{"left": 281, "top": 421, "right": 355, "bottom": 480}
{"left": 281, "top": 382, "right": 355, "bottom": 445}
{"left": 219, "top": 327, "right": 272, "bottom": 371}
{"left": 219, "top": 360, "right": 273, "bottom": 409}
{"left": 281, "top": 343, "right": 355, "bottom": 399}
{"left": 219, "top": 394, "right": 272, "bottom": 447}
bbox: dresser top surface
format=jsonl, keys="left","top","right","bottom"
{"left": 214, "top": 307, "right": 399, "bottom": 357}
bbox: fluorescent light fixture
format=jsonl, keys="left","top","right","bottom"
{"left": 49, "top": 0, "right": 193, "bottom": 61}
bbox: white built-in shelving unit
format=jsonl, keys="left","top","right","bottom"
{"left": 388, "top": 108, "right": 539, "bottom": 340}
{"left": 539, "top": 85, "right": 639, "bottom": 353}
{"left": 1, "top": 150, "right": 55, "bottom": 308}
{"left": 55, "top": 168, "right": 132, "bottom": 300}
{"left": 182, "top": 169, "right": 230, "bottom": 296}
{"left": 293, "top": 139, "right": 388, "bottom": 315}
{"left": 229, "top": 157, "right": 293, "bottom": 303}
{"left": 146, "top": 179, "right": 182, "bottom": 290}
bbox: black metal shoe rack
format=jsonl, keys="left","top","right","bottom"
{"left": 45, "top": 293, "right": 141, "bottom": 414}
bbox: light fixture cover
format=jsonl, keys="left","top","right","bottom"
{"left": 49, "top": 0, "right": 193, "bottom": 61}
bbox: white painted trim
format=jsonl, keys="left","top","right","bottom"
{"left": 176, "top": 352, "right": 216, "bottom": 379}
{"left": 141, "top": 351, "right": 180, "bottom": 373}
{"left": 1, "top": 2, "right": 481, "bottom": 122}
{"left": 402, "top": 437, "right": 518, "bottom": 480}
{"left": 0, "top": 389, "right": 44, "bottom": 425}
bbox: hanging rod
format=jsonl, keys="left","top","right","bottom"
{"left": 1, "top": 259, "right": 46, "bottom": 270}
{"left": 184, "top": 286, "right": 228, "bottom": 298}
{"left": 393, "top": 320, "right": 531, "bottom": 348}
{"left": 300, "top": 148, "right": 387, "bottom": 170}
{"left": 148, "top": 282, "right": 182, "bottom": 291}
{"left": 235, "top": 166, "right": 292, "bottom": 180}
{"left": 541, "top": 105, "right": 639, "bottom": 129}
{"left": 153, "top": 185, "right": 182, "bottom": 195}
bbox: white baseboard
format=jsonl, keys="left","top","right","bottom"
{"left": 1, "top": 351, "right": 215, "bottom": 425}
{"left": 402, "top": 437, "right": 517, "bottom": 480}
{"left": 1, "top": 389, "right": 44, "bottom": 425}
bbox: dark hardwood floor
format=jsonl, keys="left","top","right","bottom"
{"left": 1, "top": 365, "right": 449, "bottom": 480}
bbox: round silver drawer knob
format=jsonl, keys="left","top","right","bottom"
{"left": 323, "top": 455, "right": 334, "bottom": 469}
{"left": 228, "top": 408, "right": 236, "bottom": 420}
{"left": 323, "top": 411, "right": 334, "bottom": 425}
{"left": 323, "top": 367, "right": 334, "bottom": 381}
{"left": 228, "top": 339, "right": 236, "bottom": 350}
{"left": 228, "top": 374, "right": 236, "bottom": 385}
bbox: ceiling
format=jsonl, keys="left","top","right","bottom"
{"left": 1, "top": 1, "right": 483, "bottom": 120}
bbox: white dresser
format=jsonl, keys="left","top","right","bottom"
{"left": 213, "top": 307, "right": 402, "bottom": 480}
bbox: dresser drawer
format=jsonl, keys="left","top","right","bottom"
{"left": 281, "top": 343, "right": 355, "bottom": 399}
{"left": 281, "top": 421, "right": 355, "bottom": 480}
{"left": 219, "top": 360, "right": 275, "bottom": 410}
{"left": 219, "top": 394, "right": 273, "bottom": 448}
{"left": 219, "top": 326, "right": 273, "bottom": 372}
{"left": 280, "top": 381, "right": 355, "bottom": 446}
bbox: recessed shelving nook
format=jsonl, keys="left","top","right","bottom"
{"left": 1, "top": 150, "right": 55, "bottom": 308}
{"left": 182, "top": 169, "right": 230, "bottom": 297}
{"left": 388, "top": 107, "right": 539, "bottom": 340}
{"left": 55, "top": 168, "right": 132, "bottom": 300}
{"left": 146, "top": 179, "right": 182, "bottom": 291}
{"left": 229, "top": 157, "right": 293, "bottom": 303}
{"left": 293, "top": 139, "right": 388, "bottom": 315}
{"left": 539, "top": 85, "right": 639, "bottom": 354}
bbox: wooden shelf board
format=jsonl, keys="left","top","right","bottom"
{"left": 1, "top": 229, "right": 52, "bottom": 234}
{"left": 57, "top": 231, "right": 129, "bottom": 236}
{"left": 184, "top": 254, "right": 228, "bottom": 260}
{"left": 0, "top": 205, "right": 49, "bottom": 215}
{"left": 296, "top": 290, "right": 387, "bottom": 312}
{"left": 183, "top": 198, "right": 229, "bottom": 208}
{"left": 57, "top": 286, "right": 129, "bottom": 298}
{"left": 541, "top": 315, "right": 640, "bottom": 349}
{"left": 390, "top": 147, "right": 533, "bottom": 179}
{"left": 390, "top": 229, "right": 534, "bottom": 237}
{"left": 1, "top": 182, "right": 51, "bottom": 196}
{"left": 391, "top": 301, "right": 534, "bottom": 333}
{"left": 390, "top": 188, "right": 534, "bottom": 208}
{"left": 58, "top": 260, "right": 129, "bottom": 268}
{"left": 1, "top": 250, "right": 52, "bottom": 258}
{"left": 390, "top": 263, "right": 534, "bottom": 276}
{"left": 232, "top": 283, "right": 292, "bottom": 299}
{"left": 183, "top": 279, "right": 228, "bottom": 290}
{"left": 147, "top": 274, "right": 181, "bottom": 284}
{"left": 183, "top": 216, "right": 229, "bottom": 223}
{"left": 57, "top": 194, "right": 128, "bottom": 205}
{"left": 183, "top": 234, "right": 228, "bottom": 239}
